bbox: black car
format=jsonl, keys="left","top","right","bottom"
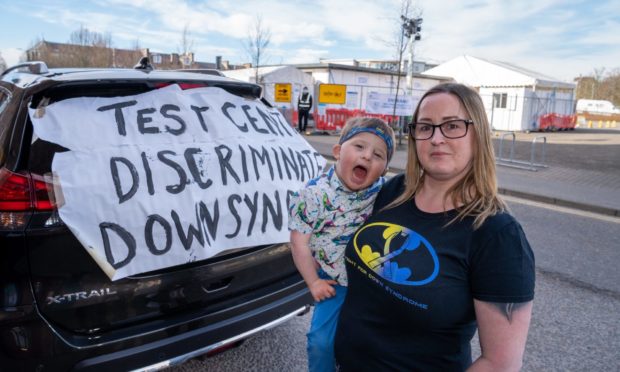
{"left": 0, "top": 62, "right": 312, "bottom": 371}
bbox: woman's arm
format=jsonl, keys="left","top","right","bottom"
{"left": 290, "top": 230, "right": 336, "bottom": 302}
{"left": 467, "top": 300, "right": 533, "bottom": 371}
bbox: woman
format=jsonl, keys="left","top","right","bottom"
{"left": 334, "top": 83, "right": 535, "bottom": 371}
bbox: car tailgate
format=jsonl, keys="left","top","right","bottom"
{"left": 26, "top": 220, "right": 300, "bottom": 343}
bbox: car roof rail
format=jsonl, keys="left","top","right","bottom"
{"left": 134, "top": 57, "right": 154, "bottom": 71}
{"left": 1, "top": 61, "right": 49, "bottom": 76}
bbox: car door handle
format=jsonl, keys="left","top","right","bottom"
{"left": 202, "top": 277, "right": 233, "bottom": 293}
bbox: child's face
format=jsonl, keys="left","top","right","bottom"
{"left": 332, "top": 132, "right": 388, "bottom": 191}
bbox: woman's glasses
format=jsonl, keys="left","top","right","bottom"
{"left": 408, "top": 119, "right": 473, "bottom": 140}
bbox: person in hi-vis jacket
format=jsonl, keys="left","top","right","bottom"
{"left": 298, "top": 86, "right": 313, "bottom": 133}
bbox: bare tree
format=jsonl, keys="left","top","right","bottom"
{"left": 131, "top": 38, "right": 142, "bottom": 51}
{"left": 245, "top": 15, "right": 271, "bottom": 85}
{"left": 179, "top": 24, "right": 194, "bottom": 54}
{"left": 27, "top": 37, "right": 76, "bottom": 68}
{"left": 69, "top": 25, "right": 112, "bottom": 47}
{"left": 391, "top": 0, "right": 413, "bottom": 97}
{"left": 66, "top": 25, "right": 114, "bottom": 67}
{"left": 576, "top": 67, "right": 620, "bottom": 106}
{"left": 27, "top": 26, "right": 121, "bottom": 68}
{"left": 373, "top": 0, "right": 419, "bottom": 70}
{"left": 388, "top": 0, "right": 422, "bottom": 145}
{"left": 112, "top": 38, "right": 144, "bottom": 68}
{"left": 591, "top": 67, "right": 606, "bottom": 99}
{"left": 603, "top": 68, "right": 620, "bottom": 106}
{"left": 178, "top": 24, "right": 194, "bottom": 68}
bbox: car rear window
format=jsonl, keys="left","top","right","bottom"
{"left": 26, "top": 80, "right": 262, "bottom": 174}
{"left": 27, "top": 83, "right": 152, "bottom": 175}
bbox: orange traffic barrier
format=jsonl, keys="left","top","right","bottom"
{"left": 314, "top": 108, "right": 399, "bottom": 132}
{"left": 292, "top": 110, "right": 298, "bottom": 125}
{"left": 538, "top": 113, "right": 577, "bottom": 131}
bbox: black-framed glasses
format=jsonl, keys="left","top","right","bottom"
{"left": 408, "top": 119, "right": 474, "bottom": 140}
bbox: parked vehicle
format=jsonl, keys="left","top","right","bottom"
{"left": 576, "top": 99, "right": 620, "bottom": 115}
{"left": 0, "top": 61, "right": 312, "bottom": 371}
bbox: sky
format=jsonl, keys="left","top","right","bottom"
{"left": 1, "top": 0, "right": 619, "bottom": 82}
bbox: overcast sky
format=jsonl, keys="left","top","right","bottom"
{"left": 1, "top": 0, "right": 618, "bottom": 81}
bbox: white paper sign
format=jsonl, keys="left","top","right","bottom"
{"left": 365, "top": 91, "right": 418, "bottom": 116}
{"left": 30, "top": 85, "right": 326, "bottom": 280}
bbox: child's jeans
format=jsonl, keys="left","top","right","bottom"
{"left": 307, "top": 271, "right": 347, "bottom": 372}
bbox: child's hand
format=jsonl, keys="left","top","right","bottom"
{"left": 309, "top": 278, "right": 337, "bottom": 302}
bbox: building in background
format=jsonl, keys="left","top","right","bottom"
{"left": 26, "top": 41, "right": 144, "bottom": 68}
{"left": 222, "top": 60, "right": 449, "bottom": 132}
{"left": 318, "top": 58, "right": 437, "bottom": 74}
{"left": 222, "top": 65, "right": 315, "bottom": 124}
{"left": 24, "top": 41, "right": 245, "bottom": 71}
{"left": 293, "top": 61, "right": 448, "bottom": 116}
{"left": 423, "top": 55, "right": 576, "bottom": 131}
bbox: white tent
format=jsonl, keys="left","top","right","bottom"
{"left": 222, "top": 65, "right": 315, "bottom": 110}
{"left": 423, "top": 55, "right": 576, "bottom": 131}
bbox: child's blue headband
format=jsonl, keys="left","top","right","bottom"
{"left": 339, "top": 126, "right": 394, "bottom": 161}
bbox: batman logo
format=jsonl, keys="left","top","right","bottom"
{"left": 353, "top": 222, "right": 439, "bottom": 286}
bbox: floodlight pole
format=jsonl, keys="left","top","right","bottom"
{"left": 393, "top": 16, "right": 411, "bottom": 147}
{"left": 406, "top": 18, "right": 422, "bottom": 96}
{"left": 392, "top": 18, "right": 406, "bottom": 119}
{"left": 394, "top": 15, "right": 422, "bottom": 147}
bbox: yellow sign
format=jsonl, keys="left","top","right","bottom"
{"left": 318, "top": 84, "right": 347, "bottom": 104}
{"left": 274, "top": 83, "right": 292, "bottom": 103}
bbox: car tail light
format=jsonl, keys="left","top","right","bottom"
{"left": 0, "top": 169, "right": 31, "bottom": 211}
{"left": 0, "top": 168, "right": 56, "bottom": 229}
{"left": 30, "top": 173, "right": 55, "bottom": 210}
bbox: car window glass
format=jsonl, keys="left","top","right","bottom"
{"left": 0, "top": 88, "right": 8, "bottom": 115}
{"left": 0, "top": 86, "right": 11, "bottom": 165}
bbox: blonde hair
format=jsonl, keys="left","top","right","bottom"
{"left": 386, "top": 83, "right": 506, "bottom": 228}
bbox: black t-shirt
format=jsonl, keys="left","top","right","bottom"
{"left": 335, "top": 174, "right": 535, "bottom": 372}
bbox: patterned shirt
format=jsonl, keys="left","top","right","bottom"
{"left": 288, "top": 166, "right": 384, "bottom": 286}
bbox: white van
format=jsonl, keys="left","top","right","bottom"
{"left": 576, "top": 99, "right": 620, "bottom": 115}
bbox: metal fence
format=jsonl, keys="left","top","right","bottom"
{"left": 480, "top": 93, "right": 575, "bottom": 131}
{"left": 275, "top": 83, "right": 580, "bottom": 133}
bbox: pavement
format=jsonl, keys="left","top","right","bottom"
{"left": 301, "top": 127, "right": 620, "bottom": 217}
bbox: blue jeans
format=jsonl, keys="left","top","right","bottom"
{"left": 307, "top": 271, "right": 347, "bottom": 372}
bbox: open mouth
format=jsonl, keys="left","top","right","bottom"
{"left": 352, "top": 165, "right": 368, "bottom": 181}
